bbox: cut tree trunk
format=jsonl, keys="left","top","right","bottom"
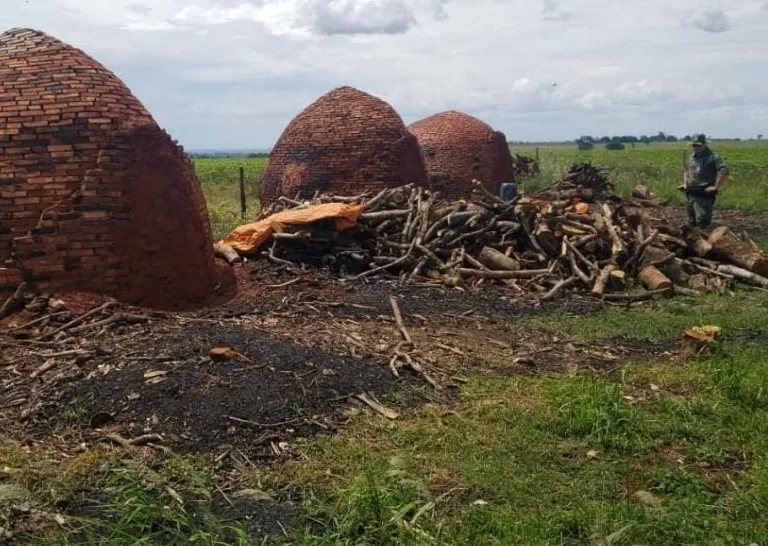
{"left": 591, "top": 264, "right": 618, "bottom": 298}
{"left": 213, "top": 242, "right": 242, "bottom": 265}
{"left": 478, "top": 247, "right": 520, "bottom": 271}
{"left": 638, "top": 265, "right": 673, "bottom": 293}
{"left": 717, "top": 264, "right": 768, "bottom": 288}
{"left": 709, "top": 226, "right": 768, "bottom": 276}
{"left": 682, "top": 227, "right": 713, "bottom": 258}
{"left": 535, "top": 223, "right": 559, "bottom": 258}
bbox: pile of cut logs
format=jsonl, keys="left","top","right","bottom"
{"left": 533, "top": 162, "right": 615, "bottom": 204}
{"left": 227, "top": 183, "right": 768, "bottom": 302}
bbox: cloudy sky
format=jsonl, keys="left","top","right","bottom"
{"left": 3, "top": 0, "right": 767, "bottom": 150}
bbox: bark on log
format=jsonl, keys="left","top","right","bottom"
{"left": 717, "top": 264, "right": 768, "bottom": 288}
{"left": 709, "top": 226, "right": 768, "bottom": 276}
{"left": 638, "top": 265, "right": 673, "bottom": 293}
{"left": 681, "top": 226, "right": 713, "bottom": 258}
{"left": 601, "top": 204, "right": 626, "bottom": 262}
{"left": 535, "top": 223, "right": 559, "bottom": 257}
{"left": 458, "top": 268, "right": 553, "bottom": 279}
{"left": 478, "top": 247, "right": 520, "bottom": 271}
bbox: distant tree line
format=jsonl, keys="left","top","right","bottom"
{"left": 578, "top": 132, "right": 691, "bottom": 146}
{"left": 189, "top": 152, "right": 270, "bottom": 159}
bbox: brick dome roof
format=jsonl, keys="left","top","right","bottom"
{"left": 408, "top": 111, "right": 514, "bottom": 199}
{"left": 259, "top": 86, "right": 426, "bottom": 208}
{"left": 0, "top": 28, "right": 223, "bottom": 309}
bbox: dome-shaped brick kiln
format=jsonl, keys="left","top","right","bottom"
{"left": 258, "top": 86, "right": 426, "bottom": 207}
{"left": 408, "top": 111, "right": 514, "bottom": 199}
{"left": 0, "top": 28, "right": 221, "bottom": 309}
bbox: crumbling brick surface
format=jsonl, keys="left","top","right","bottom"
{"left": 408, "top": 111, "right": 514, "bottom": 199}
{"left": 259, "top": 86, "right": 427, "bottom": 207}
{"left": 0, "top": 28, "right": 221, "bottom": 308}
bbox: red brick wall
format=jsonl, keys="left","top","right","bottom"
{"left": 259, "top": 86, "right": 426, "bottom": 207}
{"left": 408, "top": 111, "right": 514, "bottom": 199}
{"left": 0, "top": 28, "right": 219, "bottom": 308}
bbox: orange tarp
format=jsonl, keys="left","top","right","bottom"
{"left": 220, "top": 202, "right": 364, "bottom": 255}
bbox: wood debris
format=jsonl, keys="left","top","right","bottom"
{"left": 222, "top": 182, "right": 768, "bottom": 302}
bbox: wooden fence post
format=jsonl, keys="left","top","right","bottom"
{"left": 535, "top": 147, "right": 540, "bottom": 162}
{"left": 239, "top": 166, "right": 246, "bottom": 219}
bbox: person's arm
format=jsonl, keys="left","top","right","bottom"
{"left": 705, "top": 153, "right": 730, "bottom": 192}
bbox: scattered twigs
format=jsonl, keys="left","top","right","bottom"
{"left": 542, "top": 276, "right": 580, "bottom": 301}
{"left": 388, "top": 296, "right": 412, "bottom": 346}
{"left": 38, "top": 302, "right": 118, "bottom": 339}
{"left": 0, "top": 282, "right": 27, "bottom": 320}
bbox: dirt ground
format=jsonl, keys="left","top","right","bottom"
{"left": 4, "top": 204, "right": 729, "bottom": 542}
{"left": 657, "top": 205, "right": 768, "bottom": 238}
{"left": 1, "top": 260, "right": 680, "bottom": 467}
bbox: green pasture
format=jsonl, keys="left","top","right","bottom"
{"left": 511, "top": 140, "right": 768, "bottom": 210}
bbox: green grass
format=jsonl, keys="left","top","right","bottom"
{"left": 193, "top": 157, "right": 266, "bottom": 240}
{"left": 512, "top": 141, "right": 768, "bottom": 211}
{"left": 263, "top": 292, "right": 768, "bottom": 545}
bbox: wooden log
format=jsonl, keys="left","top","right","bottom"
{"left": 639, "top": 245, "right": 674, "bottom": 269}
{"left": 709, "top": 226, "right": 768, "bottom": 276}
{"left": 625, "top": 229, "right": 659, "bottom": 276}
{"left": 0, "top": 282, "right": 27, "bottom": 320}
{"left": 213, "top": 242, "right": 242, "bottom": 265}
{"left": 603, "top": 289, "right": 670, "bottom": 303}
{"left": 477, "top": 247, "right": 520, "bottom": 271}
{"left": 458, "top": 268, "right": 553, "bottom": 279}
{"left": 535, "top": 222, "right": 559, "bottom": 258}
{"left": 542, "top": 276, "right": 580, "bottom": 301}
{"left": 638, "top": 265, "right": 673, "bottom": 293}
{"left": 360, "top": 209, "right": 411, "bottom": 222}
{"left": 591, "top": 264, "right": 618, "bottom": 298}
{"left": 717, "top": 264, "right": 768, "bottom": 288}
{"left": 601, "top": 204, "right": 626, "bottom": 262}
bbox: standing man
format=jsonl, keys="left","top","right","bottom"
{"left": 681, "top": 134, "right": 730, "bottom": 230}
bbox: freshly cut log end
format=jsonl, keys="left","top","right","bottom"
{"left": 638, "top": 265, "right": 673, "bottom": 293}
{"left": 709, "top": 226, "right": 768, "bottom": 277}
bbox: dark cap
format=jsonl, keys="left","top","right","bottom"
{"left": 692, "top": 134, "right": 707, "bottom": 147}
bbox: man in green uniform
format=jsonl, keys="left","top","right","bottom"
{"left": 681, "top": 134, "right": 730, "bottom": 229}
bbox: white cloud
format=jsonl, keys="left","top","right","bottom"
{"left": 1, "top": 0, "right": 767, "bottom": 148}
{"left": 542, "top": 0, "right": 572, "bottom": 21}
{"left": 682, "top": 6, "right": 730, "bottom": 33}
{"left": 172, "top": 0, "right": 452, "bottom": 36}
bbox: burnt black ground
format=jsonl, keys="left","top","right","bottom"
{"left": 56, "top": 324, "right": 400, "bottom": 455}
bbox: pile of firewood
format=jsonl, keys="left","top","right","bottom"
{"left": 533, "top": 163, "right": 615, "bottom": 204}
{"left": 238, "top": 183, "right": 768, "bottom": 302}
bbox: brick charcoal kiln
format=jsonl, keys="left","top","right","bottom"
{"left": 258, "top": 86, "right": 427, "bottom": 210}
{"left": 0, "top": 28, "right": 224, "bottom": 309}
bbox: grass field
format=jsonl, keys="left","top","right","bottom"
{"left": 4, "top": 142, "right": 768, "bottom": 545}
{"left": 511, "top": 140, "right": 768, "bottom": 211}
{"left": 194, "top": 157, "right": 267, "bottom": 240}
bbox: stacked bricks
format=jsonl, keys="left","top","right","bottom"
{"left": 259, "top": 86, "right": 427, "bottom": 207}
{"left": 408, "top": 111, "right": 515, "bottom": 199}
{"left": 0, "top": 28, "right": 219, "bottom": 309}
